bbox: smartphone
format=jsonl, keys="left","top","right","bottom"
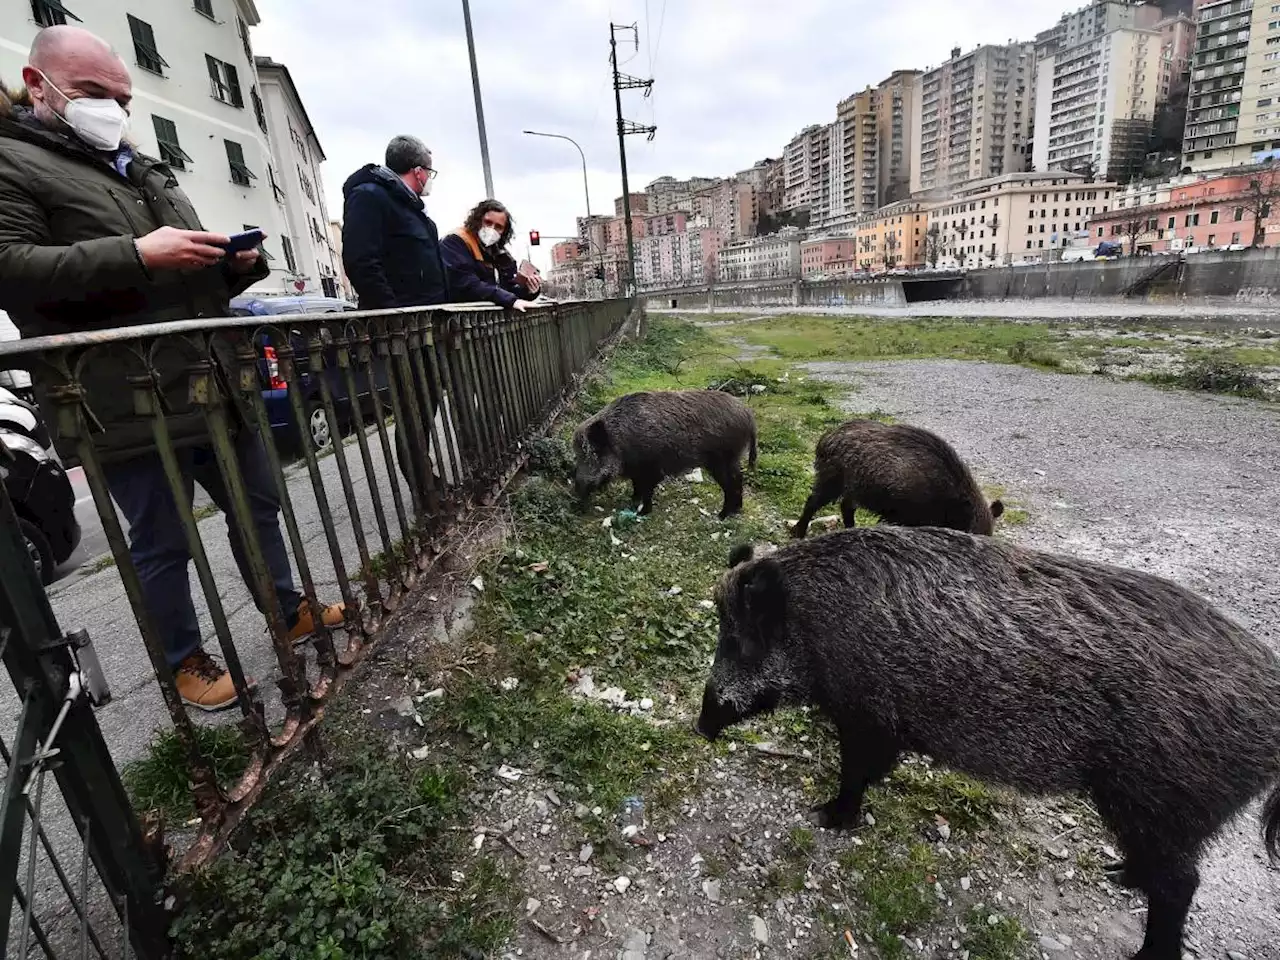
{"left": 222, "top": 228, "right": 265, "bottom": 255}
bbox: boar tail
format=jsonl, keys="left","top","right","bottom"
{"left": 748, "top": 426, "right": 758, "bottom": 469}
{"left": 1265, "top": 780, "right": 1280, "bottom": 863}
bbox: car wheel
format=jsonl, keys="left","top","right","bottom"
{"left": 306, "top": 401, "right": 333, "bottom": 452}
{"left": 18, "top": 517, "right": 54, "bottom": 586}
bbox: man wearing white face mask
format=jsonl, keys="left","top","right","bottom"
{"left": 0, "top": 26, "right": 346, "bottom": 713}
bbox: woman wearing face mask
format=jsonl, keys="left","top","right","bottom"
{"left": 440, "top": 200, "right": 541, "bottom": 312}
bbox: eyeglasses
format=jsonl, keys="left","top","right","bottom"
{"left": 418, "top": 166, "right": 439, "bottom": 181}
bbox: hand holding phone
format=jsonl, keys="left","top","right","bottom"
{"left": 222, "top": 228, "right": 266, "bottom": 256}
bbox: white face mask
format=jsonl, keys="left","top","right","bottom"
{"left": 478, "top": 226, "right": 501, "bottom": 248}
{"left": 419, "top": 175, "right": 432, "bottom": 197}
{"left": 38, "top": 71, "right": 129, "bottom": 151}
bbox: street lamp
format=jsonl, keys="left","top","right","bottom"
{"left": 461, "top": 0, "right": 494, "bottom": 198}
{"left": 522, "top": 129, "right": 606, "bottom": 293}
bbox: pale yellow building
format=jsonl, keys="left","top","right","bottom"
{"left": 925, "top": 171, "right": 1119, "bottom": 268}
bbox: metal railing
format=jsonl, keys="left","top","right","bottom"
{"left": 0, "top": 298, "right": 634, "bottom": 956}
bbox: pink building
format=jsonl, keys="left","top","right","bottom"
{"left": 551, "top": 240, "right": 583, "bottom": 266}
{"left": 644, "top": 211, "right": 688, "bottom": 237}
{"left": 800, "top": 237, "right": 857, "bottom": 276}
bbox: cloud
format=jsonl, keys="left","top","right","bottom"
{"left": 253, "top": 0, "right": 1073, "bottom": 270}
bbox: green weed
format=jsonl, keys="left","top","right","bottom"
{"left": 124, "top": 725, "right": 250, "bottom": 822}
{"left": 963, "top": 907, "right": 1028, "bottom": 959}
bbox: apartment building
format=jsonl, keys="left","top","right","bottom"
{"left": 1089, "top": 165, "right": 1280, "bottom": 249}
{"left": 577, "top": 214, "right": 611, "bottom": 260}
{"left": 645, "top": 175, "right": 717, "bottom": 215}
{"left": 854, "top": 200, "right": 931, "bottom": 271}
{"left": 0, "top": 0, "right": 288, "bottom": 294}
{"left": 782, "top": 122, "right": 831, "bottom": 214}
{"left": 1183, "top": 0, "right": 1280, "bottom": 170}
{"left": 799, "top": 237, "right": 856, "bottom": 277}
{"left": 1032, "top": 25, "right": 1164, "bottom": 181}
{"left": 326, "top": 220, "right": 354, "bottom": 300}
{"left": 736, "top": 158, "right": 784, "bottom": 220}
{"left": 634, "top": 226, "right": 721, "bottom": 288}
{"left": 913, "top": 42, "right": 1035, "bottom": 194}
{"left": 827, "top": 88, "right": 880, "bottom": 224}
{"left": 255, "top": 57, "right": 341, "bottom": 297}
{"left": 876, "top": 70, "right": 921, "bottom": 205}
{"left": 614, "top": 192, "right": 650, "bottom": 217}
{"left": 927, "top": 170, "right": 1117, "bottom": 267}
{"left": 718, "top": 229, "right": 803, "bottom": 281}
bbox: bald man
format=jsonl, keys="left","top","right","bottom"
{"left": 0, "top": 26, "right": 343, "bottom": 712}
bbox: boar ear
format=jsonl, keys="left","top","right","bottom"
{"left": 586, "top": 419, "right": 610, "bottom": 452}
{"left": 727, "top": 543, "right": 754, "bottom": 569}
{"left": 737, "top": 558, "right": 786, "bottom": 659}
{"left": 990, "top": 499, "right": 1004, "bottom": 520}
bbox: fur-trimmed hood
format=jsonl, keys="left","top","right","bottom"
{"left": 0, "top": 84, "right": 31, "bottom": 118}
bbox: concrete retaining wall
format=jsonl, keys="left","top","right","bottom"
{"left": 644, "top": 248, "right": 1280, "bottom": 308}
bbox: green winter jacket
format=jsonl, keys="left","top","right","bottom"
{"left": 0, "top": 88, "right": 268, "bottom": 464}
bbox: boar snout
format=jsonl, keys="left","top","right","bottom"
{"left": 694, "top": 683, "right": 736, "bottom": 741}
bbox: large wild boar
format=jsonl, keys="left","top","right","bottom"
{"left": 572, "top": 390, "right": 757, "bottom": 519}
{"left": 695, "top": 527, "right": 1280, "bottom": 960}
{"left": 791, "top": 419, "right": 1003, "bottom": 538}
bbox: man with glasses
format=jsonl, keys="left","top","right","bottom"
{"left": 341, "top": 136, "right": 448, "bottom": 500}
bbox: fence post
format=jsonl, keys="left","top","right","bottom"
{"left": 0, "top": 478, "right": 169, "bottom": 959}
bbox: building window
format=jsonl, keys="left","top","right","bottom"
{"left": 224, "top": 139, "right": 256, "bottom": 186}
{"left": 206, "top": 55, "right": 244, "bottom": 107}
{"left": 1234, "top": 206, "right": 1245, "bottom": 221}
{"left": 194, "top": 0, "right": 214, "bottom": 17}
{"left": 1168, "top": 216, "right": 1176, "bottom": 229}
{"left": 268, "top": 165, "right": 286, "bottom": 204}
{"left": 151, "top": 115, "right": 193, "bottom": 171}
{"left": 31, "top": 0, "right": 79, "bottom": 26}
{"left": 1210, "top": 210, "right": 1220, "bottom": 224}
{"left": 128, "top": 15, "right": 168, "bottom": 75}
{"left": 1097, "top": 227, "right": 1104, "bottom": 237}
{"left": 237, "top": 16, "right": 252, "bottom": 62}
{"left": 251, "top": 86, "right": 267, "bottom": 134}
{"left": 1208, "top": 234, "right": 1217, "bottom": 245}
{"left": 281, "top": 235, "right": 298, "bottom": 273}
{"left": 1232, "top": 231, "right": 1242, "bottom": 244}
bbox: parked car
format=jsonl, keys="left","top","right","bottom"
{"left": 230, "top": 295, "right": 391, "bottom": 453}
{"left": 1, "top": 420, "right": 80, "bottom": 585}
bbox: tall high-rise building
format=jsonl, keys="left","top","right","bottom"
{"left": 1182, "top": 0, "right": 1280, "bottom": 170}
{"left": 828, "top": 88, "right": 879, "bottom": 223}
{"left": 876, "top": 70, "right": 922, "bottom": 205}
{"left": 1033, "top": 24, "right": 1164, "bottom": 181}
{"left": 913, "top": 42, "right": 1035, "bottom": 194}
{"left": 782, "top": 123, "right": 832, "bottom": 214}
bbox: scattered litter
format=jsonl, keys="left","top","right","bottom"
{"left": 960, "top": 876, "right": 972, "bottom": 891}
{"left": 472, "top": 833, "right": 485, "bottom": 852}
{"left": 525, "top": 898, "right": 541, "bottom": 916}
{"left": 409, "top": 745, "right": 430, "bottom": 761}
{"left": 935, "top": 816, "right": 951, "bottom": 841}
{"left": 578, "top": 843, "right": 594, "bottom": 863}
{"left": 699, "top": 599, "right": 715, "bottom": 609}
{"left": 420, "top": 687, "right": 445, "bottom": 701}
{"left": 391, "top": 696, "right": 416, "bottom": 718}
{"left": 470, "top": 576, "right": 485, "bottom": 592}
{"left": 621, "top": 824, "right": 640, "bottom": 840}
{"left": 666, "top": 585, "right": 683, "bottom": 596}
{"left": 568, "top": 668, "right": 651, "bottom": 716}
{"left": 684, "top": 468, "right": 705, "bottom": 483}
{"left": 499, "top": 677, "right": 520, "bottom": 692}
{"left": 610, "top": 532, "right": 623, "bottom": 547}
{"left": 844, "top": 930, "right": 859, "bottom": 954}
{"left": 702, "top": 878, "right": 722, "bottom": 902}
{"left": 639, "top": 697, "right": 654, "bottom": 711}
{"left": 427, "top": 594, "right": 438, "bottom": 603}
{"left": 602, "top": 516, "right": 614, "bottom": 529}
{"left": 496, "top": 765, "right": 524, "bottom": 782}
{"left": 1034, "top": 469, "right": 1047, "bottom": 477}
{"left": 612, "top": 876, "right": 632, "bottom": 895}
{"left": 528, "top": 561, "right": 549, "bottom": 573}
{"left": 750, "top": 383, "right": 767, "bottom": 394}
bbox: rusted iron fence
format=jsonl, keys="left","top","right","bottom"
{"left": 0, "top": 298, "right": 633, "bottom": 956}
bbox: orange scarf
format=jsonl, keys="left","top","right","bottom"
{"left": 453, "top": 228, "right": 485, "bottom": 262}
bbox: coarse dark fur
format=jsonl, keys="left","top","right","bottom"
{"left": 791, "top": 419, "right": 1003, "bottom": 538}
{"left": 572, "top": 390, "right": 757, "bottom": 518}
{"left": 696, "top": 527, "right": 1280, "bottom": 960}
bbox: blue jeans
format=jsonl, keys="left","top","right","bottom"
{"left": 103, "top": 430, "right": 302, "bottom": 666}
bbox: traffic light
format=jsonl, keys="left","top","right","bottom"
{"left": 529, "top": 230, "right": 540, "bottom": 246}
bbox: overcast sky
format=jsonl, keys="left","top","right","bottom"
{"left": 254, "top": 0, "right": 1075, "bottom": 271}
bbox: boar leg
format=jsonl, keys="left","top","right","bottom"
{"left": 1131, "top": 858, "right": 1198, "bottom": 960}
{"left": 630, "top": 469, "right": 660, "bottom": 516}
{"left": 812, "top": 725, "right": 900, "bottom": 830}
{"left": 711, "top": 457, "right": 745, "bottom": 519}
{"left": 791, "top": 476, "right": 842, "bottom": 539}
{"left": 840, "top": 495, "right": 858, "bottom": 529}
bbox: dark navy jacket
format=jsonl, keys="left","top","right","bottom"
{"left": 440, "top": 230, "right": 538, "bottom": 309}
{"left": 341, "top": 165, "right": 447, "bottom": 309}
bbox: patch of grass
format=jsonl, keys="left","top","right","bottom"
{"left": 124, "top": 725, "right": 250, "bottom": 822}
{"left": 962, "top": 907, "right": 1028, "bottom": 960}
{"left": 85, "top": 553, "right": 116, "bottom": 575}
{"left": 1007, "top": 339, "right": 1065, "bottom": 370}
{"left": 192, "top": 502, "right": 222, "bottom": 522}
{"left": 171, "top": 737, "right": 515, "bottom": 960}
{"left": 1153, "top": 354, "right": 1272, "bottom": 399}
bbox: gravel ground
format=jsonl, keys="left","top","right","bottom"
{"left": 803, "top": 359, "right": 1280, "bottom": 957}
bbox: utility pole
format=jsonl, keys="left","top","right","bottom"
{"left": 610, "top": 22, "right": 655, "bottom": 297}
{"left": 461, "top": 0, "right": 494, "bottom": 198}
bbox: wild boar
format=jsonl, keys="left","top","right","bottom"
{"left": 572, "top": 390, "right": 757, "bottom": 519}
{"left": 791, "top": 419, "right": 1003, "bottom": 538}
{"left": 697, "top": 528, "right": 1280, "bottom": 960}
